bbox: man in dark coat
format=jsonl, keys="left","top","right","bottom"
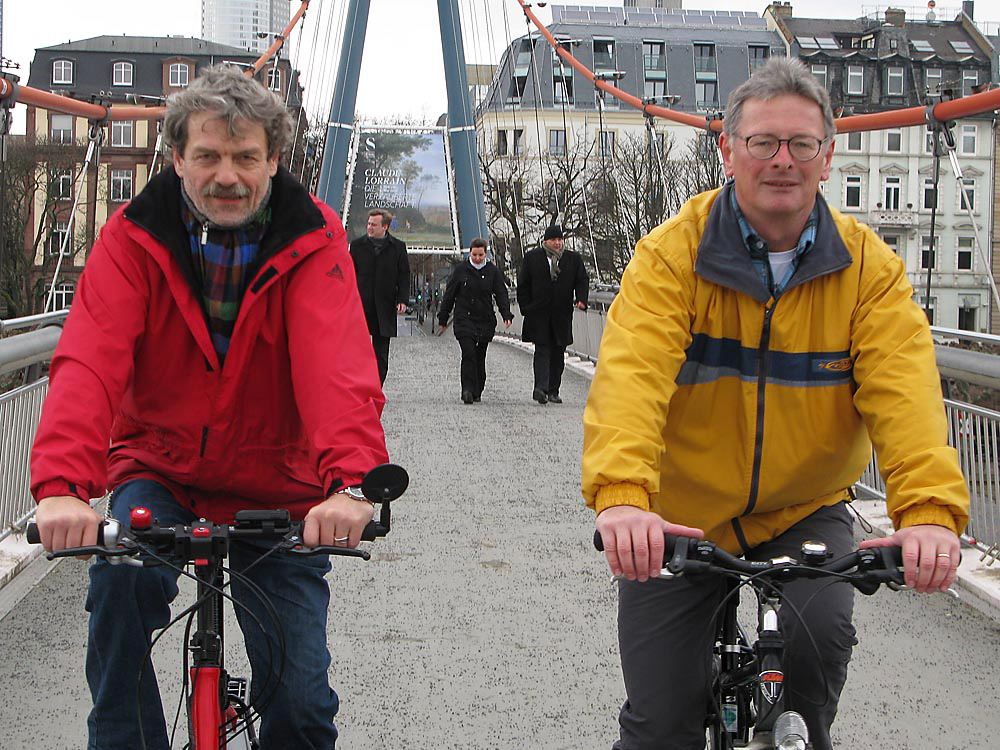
{"left": 437, "top": 238, "right": 513, "bottom": 404}
{"left": 517, "top": 224, "right": 589, "bottom": 404}
{"left": 349, "top": 209, "right": 411, "bottom": 384}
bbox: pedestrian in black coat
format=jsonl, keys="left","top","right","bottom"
{"left": 438, "top": 238, "right": 513, "bottom": 404}
{"left": 516, "top": 224, "right": 589, "bottom": 404}
{"left": 349, "top": 209, "right": 411, "bottom": 384}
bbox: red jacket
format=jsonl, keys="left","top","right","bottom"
{"left": 31, "top": 167, "right": 388, "bottom": 521}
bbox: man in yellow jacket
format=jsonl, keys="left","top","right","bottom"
{"left": 582, "top": 57, "right": 969, "bottom": 750}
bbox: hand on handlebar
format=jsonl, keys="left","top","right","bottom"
{"left": 34, "top": 495, "right": 102, "bottom": 557}
{"left": 859, "top": 524, "right": 960, "bottom": 593}
{"left": 303, "top": 493, "right": 375, "bottom": 549}
{"left": 596, "top": 506, "right": 703, "bottom": 582}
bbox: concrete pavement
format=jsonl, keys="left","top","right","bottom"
{"left": 1, "top": 335, "right": 999, "bottom": 749}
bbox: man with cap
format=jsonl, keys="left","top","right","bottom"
{"left": 516, "top": 224, "right": 589, "bottom": 404}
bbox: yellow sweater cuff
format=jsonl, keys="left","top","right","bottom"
{"left": 896, "top": 504, "right": 959, "bottom": 534}
{"left": 594, "top": 483, "right": 650, "bottom": 515}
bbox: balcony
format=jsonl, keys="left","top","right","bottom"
{"left": 869, "top": 209, "right": 916, "bottom": 227}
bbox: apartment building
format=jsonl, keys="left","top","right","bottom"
{"left": 766, "top": 3, "right": 996, "bottom": 331}
{"left": 22, "top": 36, "right": 302, "bottom": 309}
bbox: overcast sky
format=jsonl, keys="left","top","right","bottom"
{"left": 1, "top": 0, "right": 951, "bottom": 134}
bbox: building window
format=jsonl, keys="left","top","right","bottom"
{"left": 962, "top": 70, "right": 978, "bottom": 98}
{"left": 52, "top": 169, "right": 73, "bottom": 200}
{"left": 846, "top": 131, "right": 862, "bottom": 152}
{"left": 920, "top": 236, "right": 937, "bottom": 269}
{"left": 886, "top": 129, "right": 902, "bottom": 152}
{"left": 883, "top": 176, "right": 902, "bottom": 210}
{"left": 48, "top": 221, "right": 70, "bottom": 255}
{"left": 643, "top": 41, "right": 665, "bottom": 72}
{"left": 593, "top": 39, "right": 615, "bottom": 70}
{"left": 922, "top": 178, "right": 938, "bottom": 210}
{"left": 110, "top": 120, "right": 134, "bottom": 148}
{"left": 925, "top": 68, "right": 941, "bottom": 94}
{"left": 959, "top": 178, "right": 976, "bottom": 212}
{"left": 52, "top": 59, "right": 73, "bottom": 85}
{"left": 846, "top": 65, "right": 864, "bottom": 95}
{"left": 52, "top": 282, "right": 75, "bottom": 310}
{"left": 112, "top": 61, "right": 133, "bottom": 86}
{"left": 748, "top": 45, "right": 769, "bottom": 75}
{"left": 957, "top": 237, "right": 974, "bottom": 271}
{"left": 881, "top": 234, "right": 900, "bottom": 255}
{"left": 554, "top": 75, "right": 573, "bottom": 105}
{"left": 960, "top": 124, "right": 976, "bottom": 155}
{"left": 957, "top": 305, "right": 976, "bottom": 331}
{"left": 549, "top": 129, "right": 566, "bottom": 156}
{"left": 844, "top": 175, "right": 863, "bottom": 209}
{"left": 110, "top": 169, "right": 134, "bottom": 202}
{"left": 695, "top": 81, "right": 718, "bottom": 110}
{"left": 169, "top": 63, "right": 190, "bottom": 88}
{"left": 51, "top": 114, "right": 74, "bottom": 144}
{"left": 266, "top": 67, "right": 281, "bottom": 92}
{"left": 886, "top": 67, "right": 904, "bottom": 95}
{"left": 598, "top": 130, "right": 615, "bottom": 157}
{"left": 644, "top": 79, "right": 668, "bottom": 99}
{"left": 811, "top": 65, "right": 827, "bottom": 89}
{"left": 918, "top": 296, "right": 936, "bottom": 325}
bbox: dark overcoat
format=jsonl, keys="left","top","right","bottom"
{"left": 517, "top": 246, "right": 589, "bottom": 346}
{"left": 437, "top": 260, "right": 513, "bottom": 341}
{"left": 349, "top": 233, "right": 410, "bottom": 337}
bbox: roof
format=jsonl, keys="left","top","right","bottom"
{"left": 39, "top": 35, "right": 257, "bottom": 58}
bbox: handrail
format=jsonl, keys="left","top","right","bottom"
{"left": 513, "top": 0, "right": 1000, "bottom": 133}
{"left": 0, "top": 0, "right": 310, "bottom": 121}
{"left": 0, "top": 311, "right": 69, "bottom": 334}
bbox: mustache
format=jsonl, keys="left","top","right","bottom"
{"left": 203, "top": 183, "right": 250, "bottom": 199}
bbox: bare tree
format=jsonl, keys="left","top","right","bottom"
{"left": 1, "top": 135, "right": 88, "bottom": 317}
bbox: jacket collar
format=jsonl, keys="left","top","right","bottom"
{"left": 695, "top": 182, "right": 852, "bottom": 303}
{"left": 123, "top": 165, "right": 326, "bottom": 294}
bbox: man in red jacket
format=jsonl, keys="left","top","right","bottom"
{"left": 30, "top": 64, "right": 387, "bottom": 750}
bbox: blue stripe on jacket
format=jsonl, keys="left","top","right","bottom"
{"left": 677, "top": 333, "right": 854, "bottom": 387}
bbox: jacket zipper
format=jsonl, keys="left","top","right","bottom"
{"left": 742, "top": 300, "right": 776, "bottom": 518}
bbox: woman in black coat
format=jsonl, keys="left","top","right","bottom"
{"left": 437, "top": 239, "right": 513, "bottom": 404}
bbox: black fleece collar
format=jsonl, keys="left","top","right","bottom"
{"left": 694, "top": 182, "right": 853, "bottom": 303}
{"left": 123, "top": 165, "right": 325, "bottom": 305}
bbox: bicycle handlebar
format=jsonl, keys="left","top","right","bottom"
{"left": 593, "top": 530, "right": 905, "bottom": 594}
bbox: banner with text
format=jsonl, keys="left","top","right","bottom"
{"left": 346, "top": 130, "right": 455, "bottom": 249}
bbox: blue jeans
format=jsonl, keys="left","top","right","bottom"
{"left": 85, "top": 480, "right": 340, "bottom": 749}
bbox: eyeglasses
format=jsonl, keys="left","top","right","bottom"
{"left": 741, "top": 134, "right": 828, "bottom": 162}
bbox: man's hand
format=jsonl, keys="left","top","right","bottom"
{"left": 860, "top": 524, "right": 960, "bottom": 593}
{"left": 396, "top": 302, "right": 407, "bottom": 315}
{"left": 34, "top": 495, "right": 102, "bottom": 555}
{"left": 596, "top": 505, "right": 703, "bottom": 582}
{"left": 303, "top": 493, "right": 375, "bottom": 549}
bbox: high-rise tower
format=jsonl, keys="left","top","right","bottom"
{"left": 201, "top": 0, "right": 291, "bottom": 57}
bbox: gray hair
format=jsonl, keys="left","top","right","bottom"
{"left": 723, "top": 57, "right": 836, "bottom": 141}
{"left": 163, "top": 63, "right": 293, "bottom": 159}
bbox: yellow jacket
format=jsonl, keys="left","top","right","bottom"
{"left": 582, "top": 185, "right": 969, "bottom": 554}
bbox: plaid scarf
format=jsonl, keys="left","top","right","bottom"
{"left": 729, "top": 186, "right": 817, "bottom": 296}
{"left": 181, "top": 186, "right": 271, "bottom": 362}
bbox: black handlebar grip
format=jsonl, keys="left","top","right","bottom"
{"left": 25, "top": 521, "right": 106, "bottom": 547}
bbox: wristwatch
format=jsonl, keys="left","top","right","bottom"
{"left": 342, "top": 485, "right": 371, "bottom": 503}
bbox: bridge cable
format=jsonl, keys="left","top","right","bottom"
{"left": 44, "top": 118, "right": 105, "bottom": 313}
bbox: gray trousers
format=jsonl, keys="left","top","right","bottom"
{"left": 613, "top": 502, "right": 857, "bottom": 750}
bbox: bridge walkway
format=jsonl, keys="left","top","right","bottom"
{"left": 0, "top": 335, "right": 998, "bottom": 749}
